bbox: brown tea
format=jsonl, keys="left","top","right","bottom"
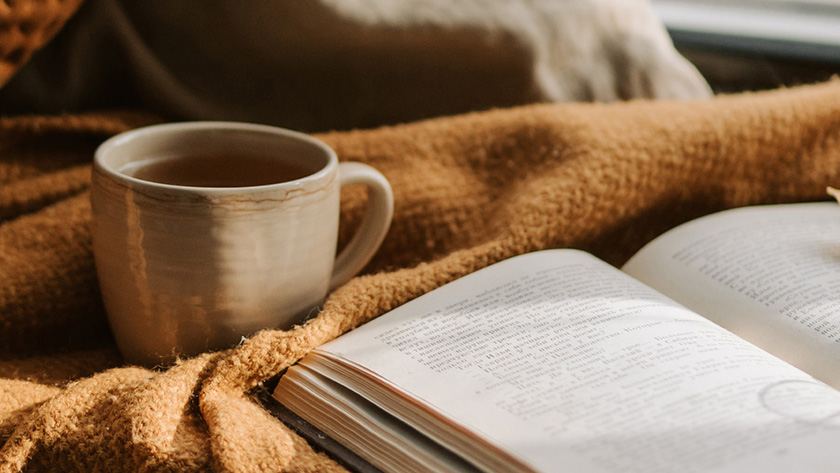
{"left": 121, "top": 154, "right": 314, "bottom": 187}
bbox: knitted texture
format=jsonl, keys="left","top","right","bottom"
{"left": 0, "top": 0, "right": 83, "bottom": 86}
{"left": 2, "top": 81, "right": 840, "bottom": 471}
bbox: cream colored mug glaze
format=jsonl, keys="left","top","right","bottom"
{"left": 92, "top": 122, "right": 393, "bottom": 366}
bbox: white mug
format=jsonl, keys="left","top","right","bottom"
{"left": 91, "top": 122, "right": 393, "bottom": 366}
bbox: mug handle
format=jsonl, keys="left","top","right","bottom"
{"left": 329, "top": 162, "right": 394, "bottom": 290}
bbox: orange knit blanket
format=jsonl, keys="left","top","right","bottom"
{"left": 1, "top": 81, "right": 840, "bottom": 471}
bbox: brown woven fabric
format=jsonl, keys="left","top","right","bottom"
{"left": 0, "top": 0, "right": 84, "bottom": 87}
{"left": 1, "top": 81, "right": 840, "bottom": 471}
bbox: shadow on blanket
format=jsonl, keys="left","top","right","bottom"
{"left": 1, "top": 80, "right": 840, "bottom": 471}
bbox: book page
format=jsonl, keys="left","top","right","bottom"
{"left": 291, "top": 250, "right": 840, "bottom": 473}
{"left": 623, "top": 202, "right": 840, "bottom": 388}
{"left": 275, "top": 365, "right": 480, "bottom": 473}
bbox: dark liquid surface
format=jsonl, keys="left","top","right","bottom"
{"left": 122, "top": 154, "right": 314, "bottom": 187}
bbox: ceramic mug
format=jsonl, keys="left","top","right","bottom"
{"left": 91, "top": 122, "right": 393, "bottom": 366}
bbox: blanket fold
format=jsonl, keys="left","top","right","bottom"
{"left": 1, "top": 81, "right": 840, "bottom": 471}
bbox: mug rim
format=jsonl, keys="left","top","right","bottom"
{"left": 94, "top": 121, "right": 338, "bottom": 195}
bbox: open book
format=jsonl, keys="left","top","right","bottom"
{"left": 272, "top": 202, "right": 840, "bottom": 473}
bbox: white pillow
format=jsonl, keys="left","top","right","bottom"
{"left": 4, "top": 0, "right": 711, "bottom": 130}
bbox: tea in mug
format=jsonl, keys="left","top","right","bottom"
{"left": 121, "top": 154, "right": 313, "bottom": 187}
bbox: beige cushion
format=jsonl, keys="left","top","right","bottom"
{"left": 3, "top": 0, "right": 711, "bottom": 131}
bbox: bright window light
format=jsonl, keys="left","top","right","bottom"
{"left": 653, "top": 0, "right": 840, "bottom": 62}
